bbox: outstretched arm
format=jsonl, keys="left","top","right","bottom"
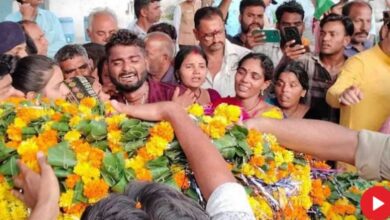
{"left": 244, "top": 118, "right": 358, "bottom": 165}
{"left": 111, "top": 101, "right": 235, "bottom": 200}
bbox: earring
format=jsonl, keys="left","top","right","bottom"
{"left": 260, "top": 90, "right": 264, "bottom": 96}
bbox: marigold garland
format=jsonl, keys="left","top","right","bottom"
{"left": 0, "top": 98, "right": 387, "bottom": 219}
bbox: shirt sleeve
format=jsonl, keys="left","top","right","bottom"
{"left": 47, "top": 13, "right": 66, "bottom": 57}
{"left": 172, "top": 6, "right": 181, "bottom": 41}
{"left": 206, "top": 182, "right": 255, "bottom": 220}
{"left": 356, "top": 130, "right": 390, "bottom": 181}
{"left": 326, "top": 56, "right": 364, "bottom": 108}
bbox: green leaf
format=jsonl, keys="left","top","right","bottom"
{"left": 53, "top": 167, "right": 73, "bottom": 178}
{"left": 75, "top": 120, "right": 91, "bottom": 134}
{"left": 229, "top": 125, "right": 248, "bottom": 140}
{"left": 48, "top": 142, "right": 76, "bottom": 168}
{"left": 124, "top": 140, "right": 145, "bottom": 154}
{"left": 0, "top": 142, "right": 15, "bottom": 161}
{"left": 0, "top": 156, "right": 19, "bottom": 176}
{"left": 124, "top": 168, "right": 135, "bottom": 182}
{"left": 52, "top": 122, "right": 70, "bottom": 132}
{"left": 213, "top": 135, "right": 237, "bottom": 149}
{"left": 92, "top": 140, "right": 109, "bottom": 151}
{"left": 73, "top": 181, "right": 87, "bottom": 203}
{"left": 90, "top": 120, "right": 107, "bottom": 140}
{"left": 111, "top": 176, "right": 128, "bottom": 193}
{"left": 146, "top": 156, "right": 170, "bottom": 181}
{"left": 237, "top": 140, "right": 252, "bottom": 157}
{"left": 102, "top": 152, "right": 125, "bottom": 183}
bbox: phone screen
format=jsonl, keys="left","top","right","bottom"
{"left": 283, "top": 26, "right": 302, "bottom": 46}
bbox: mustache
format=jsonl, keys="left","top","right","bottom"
{"left": 355, "top": 31, "right": 368, "bottom": 36}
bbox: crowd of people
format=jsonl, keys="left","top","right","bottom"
{"left": 1, "top": 0, "right": 390, "bottom": 219}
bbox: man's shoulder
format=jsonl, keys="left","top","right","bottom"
{"left": 226, "top": 39, "right": 251, "bottom": 56}
{"left": 5, "top": 12, "right": 22, "bottom": 21}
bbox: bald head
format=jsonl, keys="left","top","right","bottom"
{"left": 145, "top": 32, "right": 175, "bottom": 59}
{"left": 144, "top": 32, "right": 176, "bottom": 80}
{"left": 20, "top": 21, "right": 48, "bottom": 55}
{"left": 87, "top": 8, "right": 118, "bottom": 45}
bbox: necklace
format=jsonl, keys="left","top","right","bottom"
{"left": 194, "top": 88, "right": 202, "bottom": 101}
{"left": 124, "top": 84, "right": 149, "bottom": 105}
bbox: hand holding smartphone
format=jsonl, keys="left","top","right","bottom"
{"left": 283, "top": 26, "right": 302, "bottom": 47}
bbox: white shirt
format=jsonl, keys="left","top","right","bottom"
{"left": 127, "top": 20, "right": 147, "bottom": 39}
{"left": 207, "top": 182, "right": 255, "bottom": 220}
{"left": 202, "top": 40, "right": 250, "bottom": 97}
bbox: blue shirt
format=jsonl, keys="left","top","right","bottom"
{"left": 213, "top": 0, "right": 241, "bottom": 36}
{"left": 344, "top": 39, "right": 374, "bottom": 58}
{"left": 6, "top": 8, "right": 66, "bottom": 57}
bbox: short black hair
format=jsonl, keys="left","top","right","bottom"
{"left": 320, "top": 13, "right": 354, "bottom": 37}
{"left": 342, "top": 1, "right": 372, "bottom": 17}
{"left": 83, "top": 42, "right": 106, "bottom": 70}
{"left": 0, "top": 54, "right": 19, "bottom": 78}
{"left": 239, "top": 0, "right": 266, "bottom": 14}
{"left": 194, "top": 7, "right": 224, "bottom": 29}
{"left": 147, "top": 22, "right": 177, "bottom": 41}
{"left": 134, "top": 0, "right": 160, "bottom": 19}
{"left": 274, "top": 61, "right": 309, "bottom": 91}
{"left": 238, "top": 53, "right": 274, "bottom": 81}
{"left": 18, "top": 20, "right": 38, "bottom": 55}
{"left": 105, "top": 29, "right": 145, "bottom": 57}
{"left": 275, "top": 0, "right": 304, "bottom": 23}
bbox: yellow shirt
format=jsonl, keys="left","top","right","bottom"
{"left": 326, "top": 45, "right": 390, "bottom": 131}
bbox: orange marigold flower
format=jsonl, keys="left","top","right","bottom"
{"left": 83, "top": 179, "right": 109, "bottom": 203}
{"left": 80, "top": 97, "right": 97, "bottom": 108}
{"left": 6, "top": 141, "right": 20, "bottom": 149}
{"left": 249, "top": 156, "right": 265, "bottom": 167}
{"left": 36, "top": 130, "right": 58, "bottom": 152}
{"left": 7, "top": 124, "right": 22, "bottom": 142}
{"left": 150, "top": 121, "right": 174, "bottom": 142}
{"left": 63, "top": 203, "right": 88, "bottom": 216}
{"left": 66, "top": 174, "right": 81, "bottom": 189}
{"left": 51, "top": 112, "right": 63, "bottom": 122}
{"left": 173, "top": 170, "right": 190, "bottom": 190}
{"left": 135, "top": 168, "right": 153, "bottom": 181}
{"left": 88, "top": 148, "right": 105, "bottom": 168}
{"left": 247, "top": 129, "right": 262, "bottom": 148}
{"left": 137, "top": 147, "right": 153, "bottom": 161}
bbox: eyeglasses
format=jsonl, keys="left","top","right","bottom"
{"left": 201, "top": 29, "right": 225, "bottom": 41}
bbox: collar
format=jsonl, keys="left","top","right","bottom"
{"left": 346, "top": 39, "right": 373, "bottom": 50}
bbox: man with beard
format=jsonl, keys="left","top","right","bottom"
{"left": 326, "top": 13, "right": 390, "bottom": 131}
{"left": 342, "top": 1, "right": 373, "bottom": 57}
{"left": 279, "top": 14, "right": 353, "bottom": 122}
{"left": 55, "top": 44, "right": 96, "bottom": 80}
{"left": 228, "top": 0, "right": 266, "bottom": 50}
{"left": 194, "top": 7, "right": 250, "bottom": 97}
{"left": 128, "top": 0, "right": 161, "bottom": 40}
{"left": 253, "top": 0, "right": 308, "bottom": 67}
{"left": 107, "top": 29, "right": 193, "bottom": 105}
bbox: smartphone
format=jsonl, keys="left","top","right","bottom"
{"left": 283, "top": 26, "right": 302, "bottom": 47}
{"left": 251, "top": 29, "right": 281, "bottom": 43}
{"left": 262, "top": 29, "right": 281, "bottom": 43}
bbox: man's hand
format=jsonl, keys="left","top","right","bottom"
{"left": 13, "top": 152, "right": 59, "bottom": 208}
{"left": 172, "top": 87, "right": 195, "bottom": 108}
{"left": 12, "top": 152, "right": 59, "bottom": 220}
{"left": 338, "top": 85, "right": 364, "bottom": 106}
{"left": 244, "top": 29, "right": 266, "bottom": 49}
{"left": 111, "top": 100, "right": 179, "bottom": 122}
{"left": 284, "top": 40, "right": 306, "bottom": 60}
{"left": 19, "top": 3, "right": 37, "bottom": 21}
